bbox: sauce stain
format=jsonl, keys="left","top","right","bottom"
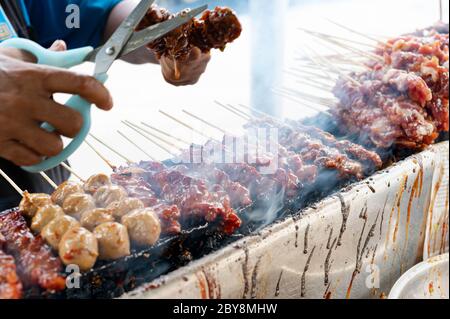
{"left": 324, "top": 237, "right": 338, "bottom": 286}
{"left": 393, "top": 175, "right": 409, "bottom": 243}
{"left": 241, "top": 247, "right": 250, "bottom": 299}
{"left": 301, "top": 246, "right": 316, "bottom": 298}
{"left": 303, "top": 224, "right": 311, "bottom": 255}
{"left": 196, "top": 272, "right": 208, "bottom": 299}
{"left": 337, "top": 194, "right": 350, "bottom": 247}
{"left": 427, "top": 165, "right": 445, "bottom": 256}
{"left": 274, "top": 270, "right": 284, "bottom": 297}
{"left": 250, "top": 257, "right": 262, "bottom": 299}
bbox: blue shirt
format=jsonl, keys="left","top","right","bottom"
{"left": 24, "top": 0, "right": 122, "bottom": 49}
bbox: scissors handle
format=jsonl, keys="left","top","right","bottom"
{"left": 0, "top": 38, "right": 93, "bottom": 68}
{"left": 0, "top": 38, "right": 101, "bottom": 173}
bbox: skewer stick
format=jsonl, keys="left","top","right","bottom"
{"left": 298, "top": 27, "right": 378, "bottom": 49}
{"left": 297, "top": 47, "right": 336, "bottom": 81}
{"left": 236, "top": 104, "right": 284, "bottom": 123}
{"left": 439, "top": 0, "right": 443, "bottom": 22}
{"left": 125, "top": 121, "right": 185, "bottom": 150}
{"left": 122, "top": 121, "right": 178, "bottom": 157}
{"left": 280, "top": 86, "right": 337, "bottom": 106}
{"left": 39, "top": 172, "right": 57, "bottom": 189}
{"left": 214, "top": 101, "right": 251, "bottom": 121}
{"left": 182, "top": 109, "right": 229, "bottom": 135}
{"left": 0, "top": 168, "right": 23, "bottom": 195}
{"left": 60, "top": 162, "right": 85, "bottom": 182}
{"left": 310, "top": 32, "right": 384, "bottom": 63}
{"left": 326, "top": 19, "right": 391, "bottom": 47}
{"left": 84, "top": 140, "right": 116, "bottom": 171}
{"left": 273, "top": 88, "right": 333, "bottom": 116}
{"left": 117, "top": 130, "right": 156, "bottom": 161}
{"left": 89, "top": 133, "right": 133, "bottom": 164}
{"left": 140, "top": 122, "right": 191, "bottom": 145}
{"left": 304, "top": 45, "right": 361, "bottom": 86}
{"left": 296, "top": 78, "right": 334, "bottom": 92}
{"left": 287, "top": 67, "right": 334, "bottom": 82}
{"left": 159, "top": 110, "right": 217, "bottom": 141}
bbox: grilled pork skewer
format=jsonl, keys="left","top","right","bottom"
{"left": 0, "top": 234, "right": 23, "bottom": 299}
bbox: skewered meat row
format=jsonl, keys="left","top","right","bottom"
{"left": 112, "top": 164, "right": 242, "bottom": 235}
{"left": 137, "top": 5, "right": 242, "bottom": 61}
{"left": 9, "top": 175, "right": 163, "bottom": 275}
{"left": 0, "top": 234, "right": 22, "bottom": 299}
{"left": 333, "top": 27, "right": 449, "bottom": 150}
{"left": 243, "top": 119, "right": 382, "bottom": 179}
{"left": 0, "top": 210, "right": 66, "bottom": 291}
{"left": 373, "top": 29, "right": 449, "bottom": 132}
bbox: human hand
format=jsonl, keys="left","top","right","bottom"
{"left": 160, "top": 47, "right": 211, "bottom": 86}
{"left": 0, "top": 45, "right": 112, "bottom": 166}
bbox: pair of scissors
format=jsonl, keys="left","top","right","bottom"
{"left": 0, "top": 0, "right": 207, "bottom": 173}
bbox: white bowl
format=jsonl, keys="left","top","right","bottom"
{"left": 389, "top": 254, "right": 449, "bottom": 299}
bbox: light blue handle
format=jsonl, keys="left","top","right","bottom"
{"left": 0, "top": 38, "right": 93, "bottom": 68}
{"left": 0, "top": 38, "right": 103, "bottom": 173}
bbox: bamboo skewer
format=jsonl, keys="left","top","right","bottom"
{"left": 0, "top": 168, "right": 23, "bottom": 195}
{"left": 39, "top": 172, "right": 57, "bottom": 189}
{"left": 304, "top": 45, "right": 361, "bottom": 86}
{"left": 326, "top": 19, "right": 391, "bottom": 47}
{"left": 273, "top": 88, "right": 334, "bottom": 116}
{"left": 122, "top": 121, "right": 178, "bottom": 157}
{"left": 311, "top": 33, "right": 384, "bottom": 63}
{"left": 84, "top": 140, "right": 116, "bottom": 171}
{"left": 297, "top": 27, "right": 378, "bottom": 49}
{"left": 159, "top": 110, "right": 214, "bottom": 141}
{"left": 117, "top": 130, "right": 156, "bottom": 161}
{"left": 182, "top": 110, "right": 229, "bottom": 135}
{"left": 126, "top": 121, "right": 186, "bottom": 150}
{"left": 214, "top": 101, "right": 250, "bottom": 121}
{"left": 140, "top": 122, "right": 191, "bottom": 145}
{"left": 89, "top": 134, "right": 133, "bottom": 164}
{"left": 297, "top": 47, "right": 336, "bottom": 81}
{"left": 287, "top": 67, "right": 335, "bottom": 82}
{"left": 280, "top": 86, "right": 337, "bottom": 106}
{"left": 439, "top": 0, "right": 443, "bottom": 22}
{"left": 60, "top": 162, "right": 85, "bottom": 182}
{"left": 296, "top": 78, "right": 334, "bottom": 92}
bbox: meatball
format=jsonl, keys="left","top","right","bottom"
{"left": 80, "top": 208, "right": 114, "bottom": 231}
{"left": 93, "top": 185, "right": 127, "bottom": 207}
{"left": 51, "top": 181, "right": 83, "bottom": 206}
{"left": 31, "top": 204, "right": 65, "bottom": 233}
{"left": 59, "top": 227, "right": 98, "bottom": 272}
{"left": 107, "top": 198, "right": 145, "bottom": 220}
{"left": 93, "top": 222, "right": 130, "bottom": 260}
{"left": 41, "top": 215, "right": 80, "bottom": 250}
{"left": 62, "top": 193, "right": 96, "bottom": 220}
{"left": 19, "top": 192, "right": 52, "bottom": 218}
{"left": 83, "top": 174, "right": 112, "bottom": 194}
{"left": 121, "top": 208, "right": 161, "bottom": 247}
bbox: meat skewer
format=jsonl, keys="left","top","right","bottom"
{"left": 0, "top": 234, "right": 23, "bottom": 299}
{"left": 0, "top": 211, "right": 66, "bottom": 291}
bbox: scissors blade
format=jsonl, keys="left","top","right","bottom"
{"left": 86, "top": 5, "right": 207, "bottom": 63}
{"left": 94, "top": 0, "right": 155, "bottom": 76}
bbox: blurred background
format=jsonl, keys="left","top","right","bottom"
{"left": 67, "top": 0, "right": 449, "bottom": 177}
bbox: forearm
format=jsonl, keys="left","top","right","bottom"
{"left": 105, "top": 0, "right": 159, "bottom": 65}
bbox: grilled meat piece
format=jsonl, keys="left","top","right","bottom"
{"left": 0, "top": 211, "right": 65, "bottom": 291}
{"left": 41, "top": 215, "right": 80, "bottom": 250}
{"left": 93, "top": 222, "right": 130, "bottom": 261}
{"left": 59, "top": 227, "right": 98, "bottom": 272}
{"left": 0, "top": 246, "right": 23, "bottom": 299}
{"left": 137, "top": 5, "right": 241, "bottom": 61}
{"left": 121, "top": 208, "right": 161, "bottom": 247}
